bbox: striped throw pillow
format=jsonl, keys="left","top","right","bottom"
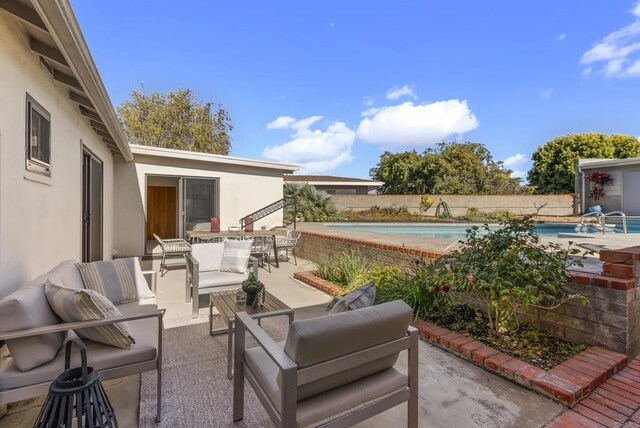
{"left": 44, "top": 281, "right": 135, "bottom": 349}
{"left": 220, "top": 239, "right": 252, "bottom": 274}
{"left": 76, "top": 259, "right": 138, "bottom": 305}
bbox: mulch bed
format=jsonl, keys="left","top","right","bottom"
{"left": 427, "top": 303, "right": 588, "bottom": 371}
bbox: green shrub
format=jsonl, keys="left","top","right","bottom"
{"left": 462, "top": 207, "right": 493, "bottom": 222}
{"left": 341, "top": 204, "right": 425, "bottom": 221}
{"left": 438, "top": 215, "right": 589, "bottom": 332}
{"left": 316, "top": 250, "right": 373, "bottom": 289}
{"left": 494, "top": 210, "right": 516, "bottom": 222}
{"left": 419, "top": 195, "right": 435, "bottom": 214}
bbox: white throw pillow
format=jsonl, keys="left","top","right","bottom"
{"left": 133, "top": 257, "right": 155, "bottom": 299}
{"left": 220, "top": 239, "right": 252, "bottom": 274}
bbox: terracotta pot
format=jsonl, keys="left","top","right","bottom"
{"left": 245, "top": 216, "right": 254, "bottom": 232}
{"left": 210, "top": 217, "right": 220, "bottom": 232}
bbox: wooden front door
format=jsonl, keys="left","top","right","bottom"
{"left": 147, "top": 186, "right": 177, "bottom": 239}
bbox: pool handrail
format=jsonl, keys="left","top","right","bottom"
{"left": 579, "top": 210, "right": 628, "bottom": 234}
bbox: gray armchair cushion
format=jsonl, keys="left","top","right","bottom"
{"left": 282, "top": 300, "right": 413, "bottom": 400}
{"left": 197, "top": 271, "right": 248, "bottom": 289}
{"left": 329, "top": 281, "right": 376, "bottom": 314}
{"left": 0, "top": 273, "right": 66, "bottom": 371}
{"left": 245, "top": 346, "right": 407, "bottom": 426}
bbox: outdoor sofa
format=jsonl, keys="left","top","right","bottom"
{"left": 0, "top": 259, "right": 164, "bottom": 422}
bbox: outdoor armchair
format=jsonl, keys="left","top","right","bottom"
{"left": 185, "top": 242, "right": 259, "bottom": 318}
{"left": 153, "top": 233, "right": 191, "bottom": 276}
{"left": 233, "top": 300, "right": 419, "bottom": 427}
{"left": 275, "top": 231, "right": 300, "bottom": 265}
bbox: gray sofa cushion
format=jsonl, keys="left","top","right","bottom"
{"left": 45, "top": 282, "right": 134, "bottom": 349}
{"left": 282, "top": 300, "right": 412, "bottom": 400}
{"left": 48, "top": 260, "right": 85, "bottom": 290}
{"left": 0, "top": 273, "right": 66, "bottom": 371}
{"left": 0, "top": 300, "right": 159, "bottom": 390}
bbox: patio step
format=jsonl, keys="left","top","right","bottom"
{"left": 547, "top": 354, "right": 640, "bottom": 427}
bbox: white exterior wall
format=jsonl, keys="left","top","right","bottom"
{"left": 114, "top": 154, "right": 286, "bottom": 257}
{"left": 0, "top": 15, "right": 114, "bottom": 297}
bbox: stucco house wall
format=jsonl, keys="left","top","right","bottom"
{"left": 114, "top": 150, "right": 293, "bottom": 257}
{"left": 0, "top": 13, "right": 114, "bottom": 298}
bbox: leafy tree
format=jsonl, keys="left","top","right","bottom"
{"left": 117, "top": 86, "right": 233, "bottom": 155}
{"left": 370, "top": 142, "right": 527, "bottom": 195}
{"left": 528, "top": 133, "right": 640, "bottom": 194}
{"left": 284, "top": 183, "right": 337, "bottom": 222}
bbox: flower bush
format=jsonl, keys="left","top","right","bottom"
{"left": 440, "top": 215, "right": 589, "bottom": 332}
{"left": 586, "top": 171, "right": 614, "bottom": 201}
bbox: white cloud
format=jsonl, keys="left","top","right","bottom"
{"left": 357, "top": 100, "right": 478, "bottom": 147}
{"left": 362, "top": 96, "right": 374, "bottom": 107}
{"left": 291, "top": 115, "right": 322, "bottom": 130}
{"left": 541, "top": 89, "right": 553, "bottom": 98}
{"left": 503, "top": 153, "right": 528, "bottom": 167}
{"left": 266, "top": 116, "right": 295, "bottom": 129}
{"left": 385, "top": 85, "right": 416, "bottom": 100}
{"left": 556, "top": 33, "right": 567, "bottom": 41}
{"left": 580, "top": 2, "right": 640, "bottom": 78}
{"left": 263, "top": 116, "right": 356, "bottom": 173}
{"left": 511, "top": 170, "right": 527, "bottom": 180}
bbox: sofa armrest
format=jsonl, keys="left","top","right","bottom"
{"left": 0, "top": 309, "right": 165, "bottom": 341}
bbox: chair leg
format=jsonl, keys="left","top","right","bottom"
{"left": 155, "top": 315, "right": 163, "bottom": 423}
{"left": 233, "top": 323, "right": 246, "bottom": 422}
{"left": 160, "top": 254, "right": 166, "bottom": 277}
{"left": 266, "top": 253, "right": 271, "bottom": 273}
{"left": 192, "top": 283, "right": 199, "bottom": 318}
{"left": 292, "top": 248, "right": 297, "bottom": 265}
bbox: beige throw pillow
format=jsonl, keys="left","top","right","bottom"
{"left": 44, "top": 281, "right": 135, "bottom": 349}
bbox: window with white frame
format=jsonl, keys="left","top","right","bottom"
{"left": 25, "top": 94, "right": 51, "bottom": 175}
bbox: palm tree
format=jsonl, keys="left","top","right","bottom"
{"left": 284, "top": 183, "right": 337, "bottom": 222}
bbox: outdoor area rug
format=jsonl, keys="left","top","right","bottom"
{"left": 138, "top": 315, "right": 289, "bottom": 427}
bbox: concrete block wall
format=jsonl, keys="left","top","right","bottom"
{"left": 299, "top": 229, "right": 640, "bottom": 356}
{"left": 331, "top": 194, "right": 576, "bottom": 216}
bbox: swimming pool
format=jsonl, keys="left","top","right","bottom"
{"left": 329, "top": 221, "right": 640, "bottom": 240}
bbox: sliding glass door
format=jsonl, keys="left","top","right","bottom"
{"left": 82, "top": 149, "right": 103, "bottom": 262}
{"left": 182, "top": 178, "right": 218, "bottom": 237}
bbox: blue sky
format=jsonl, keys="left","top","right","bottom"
{"left": 72, "top": 1, "right": 640, "bottom": 179}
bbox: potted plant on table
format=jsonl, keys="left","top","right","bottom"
{"left": 241, "top": 272, "right": 265, "bottom": 308}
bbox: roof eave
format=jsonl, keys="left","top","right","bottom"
{"left": 30, "top": 0, "right": 133, "bottom": 161}
{"left": 129, "top": 145, "right": 299, "bottom": 172}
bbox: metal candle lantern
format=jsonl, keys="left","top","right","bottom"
{"left": 34, "top": 338, "right": 117, "bottom": 427}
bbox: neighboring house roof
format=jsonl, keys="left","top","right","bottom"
{"left": 578, "top": 158, "right": 640, "bottom": 169}
{"left": 1, "top": 0, "right": 133, "bottom": 160}
{"left": 130, "top": 145, "right": 299, "bottom": 172}
{"left": 284, "top": 175, "right": 384, "bottom": 187}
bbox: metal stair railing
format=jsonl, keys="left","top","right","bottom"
{"left": 240, "top": 197, "right": 297, "bottom": 230}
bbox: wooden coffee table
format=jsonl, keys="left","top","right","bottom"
{"left": 209, "top": 289, "right": 293, "bottom": 378}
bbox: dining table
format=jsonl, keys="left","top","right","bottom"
{"left": 186, "top": 229, "right": 288, "bottom": 268}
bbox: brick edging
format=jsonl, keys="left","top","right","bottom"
{"left": 293, "top": 271, "right": 344, "bottom": 296}
{"left": 414, "top": 320, "right": 628, "bottom": 406}
{"left": 298, "top": 230, "right": 445, "bottom": 259}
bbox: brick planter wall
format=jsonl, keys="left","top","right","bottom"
{"left": 460, "top": 247, "right": 640, "bottom": 356}
{"left": 296, "top": 231, "right": 443, "bottom": 270}
{"left": 297, "top": 234, "right": 640, "bottom": 357}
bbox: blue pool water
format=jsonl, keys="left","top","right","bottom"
{"left": 330, "top": 221, "right": 640, "bottom": 240}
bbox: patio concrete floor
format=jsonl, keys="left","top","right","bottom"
{"left": 3, "top": 257, "right": 565, "bottom": 427}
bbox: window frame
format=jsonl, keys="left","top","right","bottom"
{"left": 25, "top": 94, "right": 51, "bottom": 175}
